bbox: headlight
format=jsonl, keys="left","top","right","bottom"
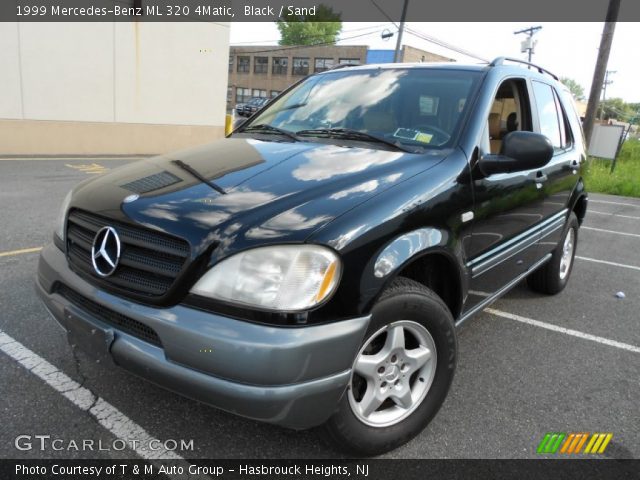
{"left": 191, "top": 245, "right": 341, "bottom": 311}
{"left": 55, "top": 190, "right": 73, "bottom": 241}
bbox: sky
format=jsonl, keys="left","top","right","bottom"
{"left": 230, "top": 22, "right": 639, "bottom": 104}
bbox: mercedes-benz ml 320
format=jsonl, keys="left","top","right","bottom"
{"left": 37, "top": 58, "right": 588, "bottom": 455}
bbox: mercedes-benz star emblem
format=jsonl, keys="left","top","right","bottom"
{"left": 91, "top": 226, "right": 121, "bottom": 277}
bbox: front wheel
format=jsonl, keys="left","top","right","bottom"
{"left": 527, "top": 212, "right": 579, "bottom": 295}
{"left": 322, "top": 277, "right": 457, "bottom": 456}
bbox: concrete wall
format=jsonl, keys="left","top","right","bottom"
{"left": 0, "top": 22, "right": 230, "bottom": 155}
{"left": 401, "top": 45, "right": 455, "bottom": 63}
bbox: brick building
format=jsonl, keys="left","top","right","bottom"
{"left": 227, "top": 44, "right": 454, "bottom": 110}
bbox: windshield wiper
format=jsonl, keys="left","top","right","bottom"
{"left": 295, "top": 128, "right": 415, "bottom": 153}
{"left": 238, "top": 124, "right": 299, "bottom": 142}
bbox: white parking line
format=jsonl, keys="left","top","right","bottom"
{"left": 0, "top": 328, "right": 184, "bottom": 461}
{"left": 484, "top": 308, "right": 640, "bottom": 354}
{"left": 576, "top": 256, "right": 640, "bottom": 272}
{"left": 582, "top": 226, "right": 640, "bottom": 238}
{"left": 588, "top": 210, "right": 640, "bottom": 221}
{"left": 590, "top": 199, "right": 640, "bottom": 208}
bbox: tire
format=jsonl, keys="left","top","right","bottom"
{"left": 527, "top": 212, "right": 579, "bottom": 295}
{"left": 322, "top": 277, "right": 457, "bottom": 456}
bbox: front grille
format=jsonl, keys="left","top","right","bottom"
{"left": 66, "top": 209, "right": 190, "bottom": 298}
{"left": 57, "top": 284, "right": 162, "bottom": 347}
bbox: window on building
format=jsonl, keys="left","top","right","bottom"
{"left": 314, "top": 58, "right": 334, "bottom": 73}
{"left": 228, "top": 55, "right": 234, "bottom": 73}
{"left": 339, "top": 58, "right": 361, "bottom": 66}
{"left": 270, "top": 90, "right": 281, "bottom": 98}
{"left": 237, "top": 56, "right": 250, "bottom": 74}
{"left": 236, "top": 87, "right": 251, "bottom": 103}
{"left": 532, "top": 81, "right": 565, "bottom": 149}
{"left": 252, "top": 89, "right": 267, "bottom": 98}
{"left": 227, "top": 87, "right": 232, "bottom": 102}
{"left": 272, "top": 57, "right": 288, "bottom": 75}
{"left": 254, "top": 56, "right": 268, "bottom": 74}
{"left": 292, "top": 57, "right": 310, "bottom": 76}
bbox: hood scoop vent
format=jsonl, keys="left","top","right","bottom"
{"left": 120, "top": 171, "right": 182, "bottom": 194}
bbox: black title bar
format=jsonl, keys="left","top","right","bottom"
{"left": 2, "top": 0, "right": 640, "bottom": 22}
{"left": 3, "top": 459, "right": 640, "bottom": 480}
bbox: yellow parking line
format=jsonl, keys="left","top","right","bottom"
{"left": 65, "top": 163, "right": 109, "bottom": 175}
{"left": 0, "top": 247, "right": 43, "bottom": 258}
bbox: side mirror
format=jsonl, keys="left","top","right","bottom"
{"left": 478, "top": 131, "right": 553, "bottom": 176}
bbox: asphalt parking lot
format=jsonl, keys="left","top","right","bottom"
{"left": 0, "top": 157, "right": 638, "bottom": 460}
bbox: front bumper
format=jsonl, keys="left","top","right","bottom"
{"left": 36, "top": 244, "right": 370, "bottom": 429}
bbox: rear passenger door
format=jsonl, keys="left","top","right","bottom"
{"left": 530, "top": 81, "right": 580, "bottom": 255}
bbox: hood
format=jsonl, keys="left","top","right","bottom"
{"left": 70, "top": 138, "right": 449, "bottom": 261}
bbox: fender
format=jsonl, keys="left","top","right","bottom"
{"left": 568, "top": 177, "right": 588, "bottom": 224}
{"left": 360, "top": 227, "right": 466, "bottom": 319}
{"left": 373, "top": 228, "right": 448, "bottom": 278}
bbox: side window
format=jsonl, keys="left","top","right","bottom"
{"left": 486, "top": 79, "right": 532, "bottom": 154}
{"left": 553, "top": 89, "right": 573, "bottom": 149}
{"left": 532, "top": 81, "right": 563, "bottom": 149}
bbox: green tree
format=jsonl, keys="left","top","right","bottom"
{"left": 560, "top": 77, "right": 585, "bottom": 101}
{"left": 600, "top": 97, "right": 633, "bottom": 121}
{"left": 627, "top": 103, "right": 640, "bottom": 125}
{"left": 277, "top": 6, "right": 342, "bottom": 46}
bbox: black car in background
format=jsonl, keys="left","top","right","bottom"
{"left": 239, "top": 97, "right": 270, "bottom": 117}
{"left": 37, "top": 58, "right": 587, "bottom": 456}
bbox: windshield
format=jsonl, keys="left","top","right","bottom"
{"left": 242, "top": 68, "right": 482, "bottom": 149}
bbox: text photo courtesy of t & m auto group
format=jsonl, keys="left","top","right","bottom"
{"left": 1, "top": 1, "right": 639, "bottom": 479}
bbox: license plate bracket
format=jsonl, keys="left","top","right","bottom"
{"left": 63, "top": 307, "right": 115, "bottom": 364}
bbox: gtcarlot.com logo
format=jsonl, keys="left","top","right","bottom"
{"left": 537, "top": 432, "right": 613, "bottom": 455}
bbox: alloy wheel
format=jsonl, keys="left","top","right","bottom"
{"left": 348, "top": 320, "right": 437, "bottom": 427}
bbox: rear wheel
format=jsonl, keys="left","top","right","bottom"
{"left": 322, "top": 277, "right": 457, "bottom": 456}
{"left": 527, "top": 212, "right": 579, "bottom": 295}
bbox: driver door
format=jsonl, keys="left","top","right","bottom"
{"left": 464, "top": 78, "right": 545, "bottom": 313}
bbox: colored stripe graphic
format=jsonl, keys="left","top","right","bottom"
{"left": 537, "top": 433, "right": 566, "bottom": 454}
{"left": 560, "top": 434, "right": 575, "bottom": 454}
{"left": 537, "top": 433, "right": 552, "bottom": 454}
{"left": 574, "top": 433, "right": 589, "bottom": 454}
{"left": 585, "top": 433, "right": 614, "bottom": 454}
{"left": 539, "top": 433, "right": 613, "bottom": 454}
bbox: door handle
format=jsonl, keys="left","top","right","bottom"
{"left": 536, "top": 171, "right": 548, "bottom": 182}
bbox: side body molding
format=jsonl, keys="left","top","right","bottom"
{"left": 374, "top": 228, "right": 448, "bottom": 278}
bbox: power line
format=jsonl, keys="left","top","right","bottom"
{"left": 369, "top": 0, "right": 399, "bottom": 28}
{"left": 404, "top": 27, "right": 488, "bottom": 62}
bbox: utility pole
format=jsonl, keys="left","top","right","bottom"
{"left": 583, "top": 0, "right": 622, "bottom": 147}
{"left": 599, "top": 69, "right": 616, "bottom": 120}
{"left": 393, "top": 0, "right": 409, "bottom": 63}
{"left": 514, "top": 26, "right": 542, "bottom": 63}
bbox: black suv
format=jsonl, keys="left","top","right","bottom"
{"left": 37, "top": 58, "right": 587, "bottom": 455}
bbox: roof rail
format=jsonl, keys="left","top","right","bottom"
{"left": 490, "top": 57, "right": 559, "bottom": 80}
{"left": 326, "top": 63, "right": 357, "bottom": 71}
